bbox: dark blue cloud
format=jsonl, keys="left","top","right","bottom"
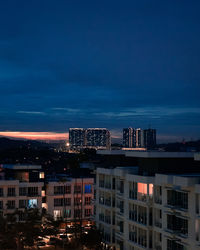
{"left": 0, "top": 0, "right": 200, "bottom": 141}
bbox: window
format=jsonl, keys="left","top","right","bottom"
{"left": 7, "top": 200, "right": 15, "bottom": 209}
{"left": 0, "top": 188, "right": 3, "bottom": 197}
{"left": 0, "top": 200, "right": 3, "bottom": 209}
{"left": 39, "top": 172, "right": 45, "bottom": 179}
{"left": 7, "top": 188, "right": 15, "bottom": 197}
{"left": 167, "top": 240, "right": 184, "bottom": 250}
{"left": 167, "top": 214, "right": 188, "bottom": 235}
{"left": 74, "top": 185, "right": 81, "bottom": 194}
{"left": 19, "top": 200, "right": 28, "bottom": 208}
{"left": 28, "top": 199, "right": 37, "bottom": 208}
{"left": 85, "top": 209, "right": 92, "bottom": 217}
{"left": 64, "top": 198, "right": 71, "bottom": 206}
{"left": 19, "top": 187, "right": 27, "bottom": 196}
{"left": 74, "top": 197, "right": 81, "bottom": 206}
{"left": 85, "top": 197, "right": 91, "bottom": 205}
{"left": 66, "top": 185, "right": 71, "bottom": 194}
{"left": 74, "top": 209, "right": 81, "bottom": 218}
{"left": 54, "top": 198, "right": 63, "bottom": 207}
{"left": 167, "top": 190, "right": 188, "bottom": 210}
{"left": 54, "top": 185, "right": 70, "bottom": 195}
{"left": 28, "top": 187, "right": 38, "bottom": 196}
{"left": 64, "top": 209, "right": 71, "bottom": 218}
{"left": 85, "top": 184, "right": 92, "bottom": 193}
{"left": 54, "top": 210, "right": 62, "bottom": 220}
{"left": 54, "top": 198, "right": 71, "bottom": 207}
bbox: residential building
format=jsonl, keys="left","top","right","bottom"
{"left": 46, "top": 177, "right": 94, "bottom": 225}
{"left": 95, "top": 152, "right": 200, "bottom": 250}
{"left": 69, "top": 128, "right": 111, "bottom": 150}
{"left": 69, "top": 128, "right": 85, "bottom": 149}
{"left": 0, "top": 165, "right": 94, "bottom": 226}
{"left": 123, "top": 128, "right": 156, "bottom": 149}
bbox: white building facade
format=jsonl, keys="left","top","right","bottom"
{"left": 46, "top": 178, "right": 94, "bottom": 224}
{"left": 0, "top": 165, "right": 94, "bottom": 225}
{"left": 95, "top": 167, "right": 200, "bottom": 250}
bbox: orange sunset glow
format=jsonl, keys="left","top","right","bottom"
{"left": 0, "top": 131, "right": 68, "bottom": 141}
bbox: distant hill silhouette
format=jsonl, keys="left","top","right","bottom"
{"left": 0, "top": 137, "right": 51, "bottom": 150}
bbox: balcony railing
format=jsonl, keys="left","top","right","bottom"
{"left": 105, "top": 216, "right": 111, "bottom": 224}
{"left": 155, "top": 221, "right": 162, "bottom": 228}
{"left": 105, "top": 199, "right": 111, "bottom": 207}
{"left": 99, "top": 214, "right": 104, "bottom": 222}
{"left": 137, "top": 193, "right": 147, "bottom": 202}
{"left": 129, "top": 190, "right": 137, "bottom": 200}
{"left": 138, "top": 215, "right": 147, "bottom": 225}
{"left": 154, "top": 197, "right": 162, "bottom": 204}
{"left": 99, "top": 180, "right": 104, "bottom": 188}
{"left": 129, "top": 232, "right": 137, "bottom": 243}
{"left": 129, "top": 211, "right": 137, "bottom": 222}
{"left": 105, "top": 183, "right": 111, "bottom": 189}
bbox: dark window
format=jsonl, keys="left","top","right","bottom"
{"left": 167, "top": 190, "right": 188, "bottom": 210}
{"left": 7, "top": 200, "right": 15, "bottom": 209}
{"left": 19, "top": 200, "right": 28, "bottom": 208}
{"left": 74, "top": 209, "right": 81, "bottom": 218}
{"left": 74, "top": 185, "right": 81, "bottom": 194}
{"left": 84, "top": 209, "right": 92, "bottom": 217}
{"left": 85, "top": 197, "right": 91, "bottom": 205}
{"left": 0, "top": 188, "right": 3, "bottom": 197}
{"left": 7, "top": 188, "right": 15, "bottom": 197}
{"left": 19, "top": 187, "right": 27, "bottom": 196}
{"left": 28, "top": 187, "right": 38, "bottom": 196}
{"left": 167, "top": 215, "right": 188, "bottom": 235}
{"left": 0, "top": 200, "right": 3, "bottom": 209}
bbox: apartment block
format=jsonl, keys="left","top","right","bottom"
{"left": 95, "top": 153, "right": 200, "bottom": 250}
{"left": 46, "top": 177, "right": 94, "bottom": 224}
{"left": 0, "top": 165, "right": 94, "bottom": 225}
{"left": 69, "top": 128, "right": 111, "bottom": 150}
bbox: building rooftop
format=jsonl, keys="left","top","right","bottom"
{"left": 1, "top": 164, "right": 42, "bottom": 170}
{"left": 97, "top": 150, "right": 195, "bottom": 158}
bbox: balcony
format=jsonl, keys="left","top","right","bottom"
{"left": 129, "top": 211, "right": 137, "bottom": 222}
{"left": 99, "top": 198, "right": 104, "bottom": 205}
{"left": 137, "top": 193, "right": 147, "bottom": 202}
{"left": 105, "top": 199, "right": 111, "bottom": 207}
{"left": 129, "top": 190, "right": 137, "bottom": 200}
{"left": 99, "top": 213, "right": 104, "bottom": 222}
{"left": 99, "top": 180, "right": 104, "bottom": 188}
{"left": 129, "top": 232, "right": 137, "bottom": 243}
{"left": 105, "top": 216, "right": 111, "bottom": 224}
{"left": 155, "top": 221, "right": 162, "bottom": 228}
{"left": 138, "top": 215, "right": 147, "bottom": 225}
{"left": 154, "top": 197, "right": 162, "bottom": 205}
{"left": 105, "top": 183, "right": 111, "bottom": 189}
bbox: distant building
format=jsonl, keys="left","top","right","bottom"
{"left": 69, "top": 128, "right": 85, "bottom": 149}
{"left": 143, "top": 129, "right": 156, "bottom": 149}
{"left": 123, "top": 128, "right": 156, "bottom": 149}
{"left": 69, "top": 128, "right": 111, "bottom": 150}
{"left": 123, "top": 128, "right": 134, "bottom": 148}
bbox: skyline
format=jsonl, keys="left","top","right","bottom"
{"left": 1, "top": 0, "right": 200, "bottom": 142}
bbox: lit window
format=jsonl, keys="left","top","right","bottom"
{"left": 149, "top": 184, "right": 154, "bottom": 196}
{"left": 85, "top": 184, "right": 92, "bottom": 193}
{"left": 39, "top": 172, "right": 45, "bottom": 179}
{"left": 138, "top": 183, "right": 147, "bottom": 194}
{"left": 28, "top": 199, "right": 37, "bottom": 208}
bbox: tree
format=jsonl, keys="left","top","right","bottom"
{"left": 80, "top": 226, "right": 103, "bottom": 250}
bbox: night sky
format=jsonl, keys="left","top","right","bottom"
{"left": 0, "top": 0, "right": 200, "bottom": 142}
